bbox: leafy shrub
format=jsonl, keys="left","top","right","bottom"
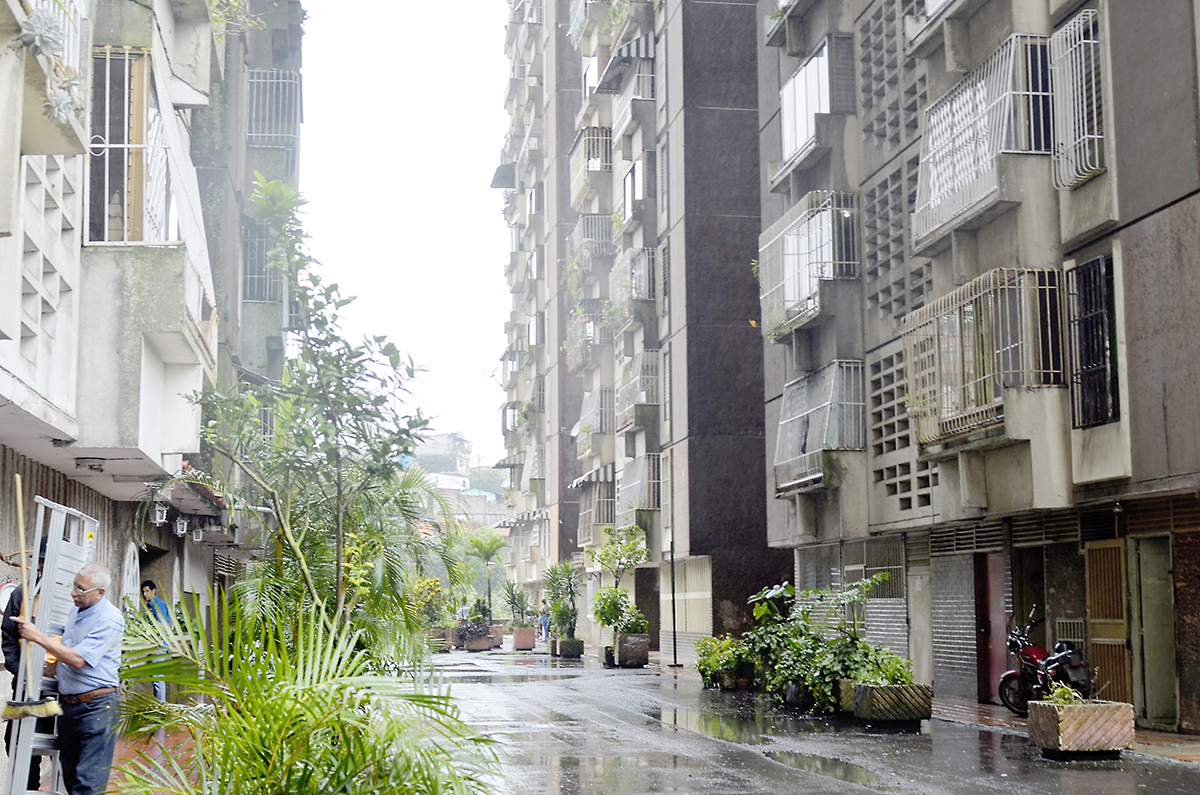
{"left": 592, "top": 585, "right": 630, "bottom": 629}
{"left": 695, "top": 635, "right": 752, "bottom": 688}
{"left": 411, "top": 578, "right": 450, "bottom": 627}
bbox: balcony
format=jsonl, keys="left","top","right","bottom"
{"left": 569, "top": 127, "right": 612, "bottom": 209}
{"left": 612, "top": 56, "right": 655, "bottom": 138}
{"left": 758, "top": 191, "right": 858, "bottom": 341}
{"left": 911, "top": 34, "right": 1051, "bottom": 252}
{"left": 519, "top": 443, "right": 545, "bottom": 496}
{"left": 566, "top": 299, "right": 612, "bottom": 372}
{"left": 617, "top": 453, "right": 660, "bottom": 527}
{"left": 12, "top": 0, "right": 90, "bottom": 155}
{"left": 609, "top": 247, "right": 655, "bottom": 329}
{"left": 568, "top": 0, "right": 611, "bottom": 45}
{"left": 574, "top": 388, "right": 614, "bottom": 461}
{"left": 577, "top": 478, "right": 615, "bottom": 547}
{"left": 569, "top": 214, "right": 617, "bottom": 277}
{"left": 616, "top": 350, "right": 659, "bottom": 431}
{"left": 901, "top": 268, "right": 1064, "bottom": 446}
{"left": 774, "top": 361, "right": 866, "bottom": 493}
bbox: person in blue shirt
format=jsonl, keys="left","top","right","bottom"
{"left": 15, "top": 562, "right": 124, "bottom": 795}
{"left": 140, "top": 579, "right": 171, "bottom": 701}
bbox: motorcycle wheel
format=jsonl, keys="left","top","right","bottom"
{"left": 999, "top": 673, "right": 1029, "bottom": 716}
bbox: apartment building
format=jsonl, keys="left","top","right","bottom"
{"left": 499, "top": 0, "right": 791, "bottom": 657}
{"left": 758, "top": 0, "right": 1200, "bottom": 732}
{"left": 0, "top": 0, "right": 302, "bottom": 613}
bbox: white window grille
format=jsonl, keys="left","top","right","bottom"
{"left": 758, "top": 191, "right": 858, "bottom": 340}
{"left": 87, "top": 48, "right": 177, "bottom": 244}
{"left": 570, "top": 213, "right": 616, "bottom": 273}
{"left": 1050, "top": 10, "right": 1105, "bottom": 189}
{"left": 610, "top": 247, "right": 656, "bottom": 324}
{"left": 780, "top": 43, "right": 830, "bottom": 164}
{"left": 662, "top": 347, "right": 671, "bottom": 424}
{"left": 526, "top": 0, "right": 544, "bottom": 24}
{"left": 576, "top": 388, "right": 615, "bottom": 436}
{"left": 242, "top": 219, "right": 281, "bottom": 302}
{"left": 33, "top": 0, "right": 86, "bottom": 72}
{"left": 775, "top": 361, "right": 866, "bottom": 491}
{"left": 518, "top": 117, "right": 543, "bottom": 176}
{"left": 615, "top": 58, "right": 655, "bottom": 135}
{"left": 570, "top": 127, "right": 613, "bottom": 207}
{"left": 567, "top": 299, "right": 612, "bottom": 370}
{"left": 618, "top": 453, "right": 661, "bottom": 525}
{"left": 912, "top": 35, "right": 1051, "bottom": 244}
{"left": 660, "top": 450, "right": 672, "bottom": 536}
{"left": 247, "top": 70, "right": 302, "bottom": 149}
{"left": 617, "top": 349, "right": 660, "bottom": 430}
{"left": 901, "top": 268, "right": 1065, "bottom": 445}
{"left": 520, "top": 443, "right": 542, "bottom": 493}
{"left": 578, "top": 480, "right": 615, "bottom": 546}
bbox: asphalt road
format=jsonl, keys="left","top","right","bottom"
{"left": 440, "top": 652, "right": 1200, "bottom": 795}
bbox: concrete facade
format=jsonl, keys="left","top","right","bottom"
{"left": 756, "top": 0, "right": 1200, "bottom": 733}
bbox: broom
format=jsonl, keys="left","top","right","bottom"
{"left": 2, "top": 474, "right": 61, "bottom": 721}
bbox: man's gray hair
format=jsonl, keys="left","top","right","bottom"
{"left": 79, "top": 562, "right": 111, "bottom": 590}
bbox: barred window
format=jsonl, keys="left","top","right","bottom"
{"left": 1067, "top": 256, "right": 1118, "bottom": 428}
{"left": 1050, "top": 9, "right": 1104, "bottom": 189}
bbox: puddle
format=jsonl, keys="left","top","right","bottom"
{"left": 765, "top": 751, "right": 897, "bottom": 788}
{"left": 450, "top": 673, "right": 585, "bottom": 684}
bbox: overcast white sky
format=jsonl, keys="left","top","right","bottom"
{"left": 296, "top": 0, "right": 513, "bottom": 467}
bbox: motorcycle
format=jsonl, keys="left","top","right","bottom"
{"left": 998, "top": 606, "right": 1092, "bottom": 715}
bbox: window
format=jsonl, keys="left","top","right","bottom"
{"left": 242, "top": 219, "right": 280, "bottom": 302}
{"left": 780, "top": 43, "right": 830, "bottom": 162}
{"left": 774, "top": 361, "right": 866, "bottom": 491}
{"left": 1066, "top": 256, "right": 1118, "bottom": 428}
{"left": 88, "top": 48, "right": 176, "bottom": 244}
{"left": 1050, "top": 9, "right": 1104, "bottom": 189}
{"left": 623, "top": 160, "right": 644, "bottom": 222}
{"left": 246, "top": 69, "right": 302, "bottom": 150}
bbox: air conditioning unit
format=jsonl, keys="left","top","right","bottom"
{"left": 527, "top": 75, "right": 541, "bottom": 88}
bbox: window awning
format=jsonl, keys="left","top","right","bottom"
{"left": 496, "top": 508, "right": 547, "bottom": 528}
{"left": 595, "top": 32, "right": 656, "bottom": 93}
{"left": 569, "top": 462, "right": 615, "bottom": 489}
{"left": 491, "top": 161, "right": 517, "bottom": 189}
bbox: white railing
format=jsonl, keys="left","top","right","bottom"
{"left": 618, "top": 453, "right": 660, "bottom": 526}
{"left": 617, "top": 350, "right": 659, "bottom": 430}
{"left": 912, "top": 35, "right": 1051, "bottom": 244}
{"left": 578, "top": 480, "right": 615, "bottom": 546}
{"left": 87, "top": 48, "right": 177, "bottom": 244}
{"left": 567, "top": 300, "right": 612, "bottom": 371}
{"left": 901, "top": 268, "right": 1065, "bottom": 444}
{"left": 570, "top": 213, "right": 616, "bottom": 272}
{"left": 526, "top": 0, "right": 544, "bottom": 24}
{"left": 242, "top": 220, "right": 280, "bottom": 302}
{"left": 569, "top": 127, "right": 612, "bottom": 207}
{"left": 568, "top": 0, "right": 607, "bottom": 42}
{"left": 758, "top": 191, "right": 858, "bottom": 340}
{"left": 517, "top": 117, "right": 543, "bottom": 176}
{"left": 774, "top": 361, "right": 866, "bottom": 491}
{"left": 34, "top": 0, "right": 86, "bottom": 73}
{"left": 780, "top": 42, "right": 829, "bottom": 164}
{"left": 247, "top": 70, "right": 302, "bottom": 149}
{"left": 614, "top": 59, "right": 655, "bottom": 136}
{"left": 1050, "top": 10, "right": 1104, "bottom": 189}
{"left": 610, "top": 246, "right": 655, "bottom": 323}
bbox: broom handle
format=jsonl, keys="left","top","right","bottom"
{"left": 14, "top": 473, "right": 34, "bottom": 701}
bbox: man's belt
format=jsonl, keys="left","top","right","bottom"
{"left": 59, "top": 687, "right": 117, "bottom": 704}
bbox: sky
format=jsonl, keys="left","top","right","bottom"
{"left": 296, "top": 0, "right": 513, "bottom": 467}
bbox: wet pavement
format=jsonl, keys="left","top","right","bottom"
{"left": 441, "top": 650, "right": 1200, "bottom": 795}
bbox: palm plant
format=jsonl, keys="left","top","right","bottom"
{"left": 119, "top": 591, "right": 495, "bottom": 795}
{"left": 543, "top": 560, "right": 580, "bottom": 638}
{"left": 465, "top": 531, "right": 507, "bottom": 620}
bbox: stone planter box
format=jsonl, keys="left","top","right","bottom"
{"left": 489, "top": 626, "right": 504, "bottom": 648}
{"left": 1028, "top": 700, "right": 1134, "bottom": 753}
{"left": 512, "top": 626, "right": 537, "bottom": 651}
{"left": 548, "top": 638, "right": 560, "bottom": 656}
{"left": 837, "top": 679, "right": 857, "bottom": 712}
{"left": 853, "top": 683, "right": 933, "bottom": 721}
{"left": 558, "top": 638, "right": 584, "bottom": 658}
{"left": 615, "top": 633, "right": 649, "bottom": 668}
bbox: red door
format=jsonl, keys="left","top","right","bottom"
{"left": 975, "top": 552, "right": 1008, "bottom": 703}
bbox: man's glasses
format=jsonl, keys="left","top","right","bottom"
{"left": 71, "top": 584, "right": 101, "bottom": 595}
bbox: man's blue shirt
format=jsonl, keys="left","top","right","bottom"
{"left": 58, "top": 597, "right": 124, "bottom": 695}
{"left": 147, "top": 595, "right": 171, "bottom": 625}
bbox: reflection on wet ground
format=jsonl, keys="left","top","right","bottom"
{"left": 764, "top": 750, "right": 893, "bottom": 788}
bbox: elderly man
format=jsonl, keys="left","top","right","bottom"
{"left": 15, "top": 562, "right": 124, "bottom": 795}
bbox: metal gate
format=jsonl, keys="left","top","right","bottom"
{"left": 1085, "top": 538, "right": 1132, "bottom": 704}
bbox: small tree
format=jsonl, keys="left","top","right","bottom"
{"left": 586, "top": 524, "right": 647, "bottom": 588}
{"left": 465, "top": 530, "right": 507, "bottom": 620}
{"left": 544, "top": 560, "right": 581, "bottom": 638}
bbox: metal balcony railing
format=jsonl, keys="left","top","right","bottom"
{"left": 568, "top": 0, "right": 609, "bottom": 42}
{"left": 525, "top": 0, "right": 544, "bottom": 24}
{"left": 247, "top": 70, "right": 303, "bottom": 150}
{"left": 609, "top": 247, "right": 655, "bottom": 326}
{"left": 774, "top": 361, "right": 866, "bottom": 491}
{"left": 912, "top": 35, "right": 1051, "bottom": 245}
{"left": 616, "top": 350, "right": 659, "bottom": 430}
{"left": 901, "top": 268, "right": 1065, "bottom": 445}
{"left": 569, "top": 127, "right": 612, "bottom": 208}
{"left": 517, "top": 117, "right": 543, "bottom": 176}
{"left": 569, "top": 213, "right": 617, "bottom": 274}
{"left": 617, "top": 453, "right": 660, "bottom": 526}
{"left": 578, "top": 388, "right": 615, "bottom": 436}
{"left": 613, "top": 59, "right": 655, "bottom": 136}
{"left": 758, "top": 191, "right": 858, "bottom": 340}
{"left": 566, "top": 300, "right": 613, "bottom": 371}
{"left": 578, "top": 480, "right": 615, "bottom": 547}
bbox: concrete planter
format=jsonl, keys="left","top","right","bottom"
{"left": 615, "top": 633, "right": 649, "bottom": 668}
{"left": 489, "top": 626, "right": 504, "bottom": 648}
{"left": 853, "top": 683, "right": 933, "bottom": 721}
{"left": 1028, "top": 700, "right": 1134, "bottom": 753}
{"left": 465, "top": 635, "right": 490, "bottom": 652}
{"left": 837, "top": 679, "right": 857, "bottom": 712}
{"left": 558, "top": 638, "right": 584, "bottom": 658}
{"left": 512, "top": 626, "right": 537, "bottom": 651}
{"left": 548, "top": 638, "right": 560, "bottom": 656}
{"left": 426, "top": 629, "right": 451, "bottom": 653}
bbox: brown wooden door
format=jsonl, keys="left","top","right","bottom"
{"left": 1085, "top": 539, "right": 1133, "bottom": 703}
{"left": 975, "top": 552, "right": 1007, "bottom": 703}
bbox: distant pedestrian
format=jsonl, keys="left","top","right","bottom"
{"left": 539, "top": 600, "right": 550, "bottom": 641}
{"left": 141, "top": 579, "right": 171, "bottom": 701}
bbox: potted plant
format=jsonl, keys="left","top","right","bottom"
{"left": 545, "top": 561, "right": 583, "bottom": 658}
{"left": 503, "top": 581, "right": 537, "bottom": 651}
{"left": 614, "top": 606, "right": 649, "bottom": 668}
{"left": 1028, "top": 683, "right": 1134, "bottom": 755}
{"left": 461, "top": 598, "right": 492, "bottom": 652}
{"left": 696, "top": 635, "right": 754, "bottom": 690}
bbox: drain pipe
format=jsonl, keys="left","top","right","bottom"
{"left": 668, "top": 532, "right": 680, "bottom": 668}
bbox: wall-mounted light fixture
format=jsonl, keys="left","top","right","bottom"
{"left": 154, "top": 503, "right": 169, "bottom": 525}
{"left": 1113, "top": 502, "right": 1124, "bottom": 514}
{"left": 174, "top": 517, "right": 188, "bottom": 537}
